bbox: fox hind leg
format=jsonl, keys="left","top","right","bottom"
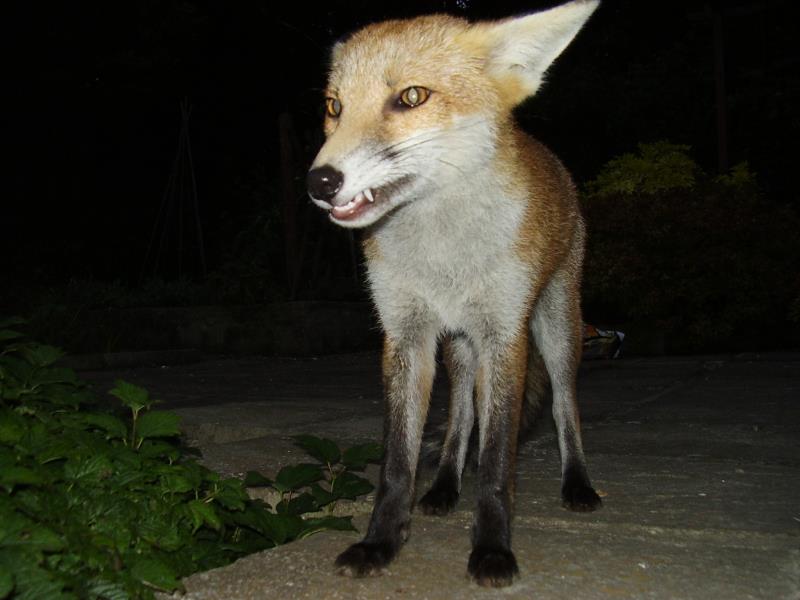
{"left": 418, "top": 334, "right": 476, "bottom": 516}
{"left": 532, "top": 257, "right": 601, "bottom": 512}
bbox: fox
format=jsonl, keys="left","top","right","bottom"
{"left": 306, "top": 0, "right": 601, "bottom": 588}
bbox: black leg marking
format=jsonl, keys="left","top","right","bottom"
{"left": 418, "top": 466, "right": 460, "bottom": 516}
{"left": 468, "top": 545, "right": 519, "bottom": 588}
{"left": 561, "top": 461, "right": 602, "bottom": 512}
{"left": 335, "top": 540, "right": 399, "bottom": 577}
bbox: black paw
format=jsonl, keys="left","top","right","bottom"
{"left": 335, "top": 541, "right": 396, "bottom": 577}
{"left": 561, "top": 482, "right": 602, "bottom": 512}
{"left": 418, "top": 484, "right": 459, "bottom": 516}
{"left": 467, "top": 546, "right": 519, "bottom": 587}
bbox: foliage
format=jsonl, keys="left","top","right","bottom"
{"left": 582, "top": 146, "right": 800, "bottom": 352}
{"left": 585, "top": 141, "right": 700, "bottom": 197}
{"left": 0, "top": 320, "right": 380, "bottom": 599}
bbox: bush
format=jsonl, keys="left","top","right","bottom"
{"left": 582, "top": 143, "right": 800, "bottom": 353}
{"left": 0, "top": 318, "right": 380, "bottom": 599}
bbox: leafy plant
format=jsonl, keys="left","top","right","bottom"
{"left": 244, "top": 435, "right": 381, "bottom": 522}
{"left": 0, "top": 319, "right": 380, "bottom": 599}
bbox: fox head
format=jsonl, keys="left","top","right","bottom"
{"left": 307, "top": 0, "right": 598, "bottom": 229}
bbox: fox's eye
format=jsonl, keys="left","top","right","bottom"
{"left": 325, "top": 97, "right": 342, "bottom": 118}
{"left": 398, "top": 86, "right": 430, "bottom": 108}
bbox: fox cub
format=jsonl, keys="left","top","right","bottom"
{"left": 307, "top": 0, "right": 601, "bottom": 588}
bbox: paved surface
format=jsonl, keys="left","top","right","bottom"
{"left": 85, "top": 352, "right": 800, "bottom": 599}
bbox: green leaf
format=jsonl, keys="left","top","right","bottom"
{"left": 85, "top": 579, "right": 129, "bottom": 600}
{"left": 0, "top": 568, "right": 13, "bottom": 598}
{"left": 277, "top": 492, "right": 319, "bottom": 516}
{"left": 0, "top": 330, "right": 23, "bottom": 344}
{"left": 188, "top": 500, "right": 222, "bottom": 532}
{"left": 0, "top": 409, "right": 27, "bottom": 444}
{"left": 64, "top": 454, "right": 113, "bottom": 482}
{"left": 273, "top": 464, "right": 323, "bottom": 493}
{"left": 214, "top": 481, "right": 247, "bottom": 511}
{"left": 160, "top": 473, "right": 194, "bottom": 494}
{"left": 29, "top": 367, "right": 77, "bottom": 387}
{"left": 22, "top": 526, "right": 65, "bottom": 552}
{"left": 136, "top": 511, "right": 182, "bottom": 550}
{"left": 33, "top": 438, "right": 73, "bottom": 464}
{"left": 0, "top": 467, "right": 44, "bottom": 491}
{"left": 109, "top": 381, "right": 151, "bottom": 413}
{"left": 332, "top": 471, "right": 374, "bottom": 500}
{"left": 341, "top": 442, "right": 383, "bottom": 471}
{"left": 138, "top": 440, "right": 179, "bottom": 461}
{"left": 18, "top": 344, "right": 64, "bottom": 368}
{"left": 135, "top": 411, "right": 180, "bottom": 439}
{"left": 83, "top": 413, "right": 127, "bottom": 440}
{"left": 234, "top": 509, "right": 301, "bottom": 545}
{"left": 0, "top": 356, "right": 34, "bottom": 388}
{"left": 243, "top": 470, "right": 273, "bottom": 488}
{"left": 130, "top": 557, "right": 182, "bottom": 593}
{"left": 297, "top": 516, "right": 356, "bottom": 540}
{"left": 309, "top": 482, "right": 337, "bottom": 508}
{"left": 294, "top": 435, "right": 341, "bottom": 465}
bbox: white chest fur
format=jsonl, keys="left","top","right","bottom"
{"left": 367, "top": 178, "right": 535, "bottom": 343}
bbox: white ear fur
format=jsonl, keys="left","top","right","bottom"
{"left": 484, "top": 0, "right": 599, "bottom": 103}
{"left": 330, "top": 40, "right": 346, "bottom": 67}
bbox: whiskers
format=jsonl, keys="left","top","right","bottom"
{"left": 353, "top": 117, "right": 490, "bottom": 177}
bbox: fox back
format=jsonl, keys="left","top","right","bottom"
{"left": 307, "top": 0, "right": 601, "bottom": 588}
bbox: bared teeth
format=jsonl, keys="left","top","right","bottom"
{"left": 330, "top": 188, "right": 377, "bottom": 219}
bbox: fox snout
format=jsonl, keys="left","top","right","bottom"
{"left": 307, "top": 162, "right": 383, "bottom": 227}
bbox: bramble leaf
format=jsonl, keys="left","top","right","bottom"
{"left": 294, "top": 435, "right": 340, "bottom": 465}
{"left": 273, "top": 464, "right": 323, "bottom": 493}
{"left": 243, "top": 471, "right": 272, "bottom": 488}
{"left": 109, "top": 380, "right": 151, "bottom": 413}
{"left": 341, "top": 442, "right": 383, "bottom": 471}
{"left": 332, "top": 471, "right": 374, "bottom": 500}
{"left": 136, "top": 411, "right": 180, "bottom": 439}
{"left": 130, "top": 557, "right": 183, "bottom": 592}
{"left": 18, "top": 344, "right": 64, "bottom": 368}
{"left": 83, "top": 413, "right": 127, "bottom": 440}
{"left": 188, "top": 500, "right": 222, "bottom": 533}
{"left": 297, "top": 516, "right": 356, "bottom": 540}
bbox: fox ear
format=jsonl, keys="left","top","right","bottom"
{"left": 479, "top": 0, "right": 599, "bottom": 105}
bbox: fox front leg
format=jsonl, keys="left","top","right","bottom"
{"left": 468, "top": 333, "right": 528, "bottom": 587}
{"left": 335, "top": 331, "right": 436, "bottom": 577}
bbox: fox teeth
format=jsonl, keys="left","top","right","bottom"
{"left": 364, "top": 188, "right": 374, "bottom": 203}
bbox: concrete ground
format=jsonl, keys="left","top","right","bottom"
{"left": 85, "top": 352, "right": 800, "bottom": 600}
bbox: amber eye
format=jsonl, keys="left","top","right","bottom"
{"left": 325, "top": 97, "right": 342, "bottom": 118}
{"left": 398, "top": 86, "right": 430, "bottom": 108}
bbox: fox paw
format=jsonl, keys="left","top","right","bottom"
{"left": 418, "top": 485, "right": 459, "bottom": 516}
{"left": 468, "top": 546, "right": 518, "bottom": 587}
{"left": 335, "top": 541, "right": 396, "bottom": 577}
{"left": 561, "top": 483, "right": 602, "bottom": 512}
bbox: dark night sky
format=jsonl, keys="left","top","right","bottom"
{"left": 4, "top": 0, "right": 799, "bottom": 295}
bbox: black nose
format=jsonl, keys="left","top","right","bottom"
{"left": 307, "top": 165, "right": 344, "bottom": 202}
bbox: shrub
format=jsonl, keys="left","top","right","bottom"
{"left": 582, "top": 143, "right": 800, "bottom": 353}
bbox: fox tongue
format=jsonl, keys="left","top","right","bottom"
{"left": 332, "top": 191, "right": 370, "bottom": 220}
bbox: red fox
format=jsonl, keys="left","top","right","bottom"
{"left": 307, "top": 0, "right": 601, "bottom": 587}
